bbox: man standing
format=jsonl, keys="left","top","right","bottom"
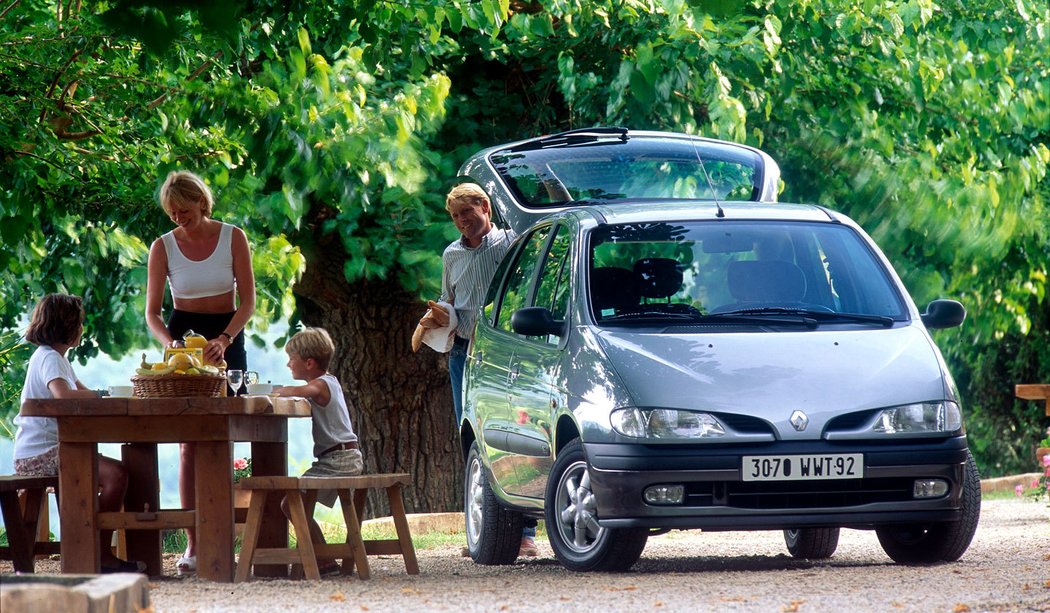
{"left": 438, "top": 182, "right": 515, "bottom": 425}
{"left": 432, "top": 182, "right": 539, "bottom": 557}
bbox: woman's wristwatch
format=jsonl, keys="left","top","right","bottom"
{"left": 219, "top": 332, "right": 233, "bottom": 344}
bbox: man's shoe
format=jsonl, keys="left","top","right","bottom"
{"left": 518, "top": 536, "right": 539, "bottom": 558}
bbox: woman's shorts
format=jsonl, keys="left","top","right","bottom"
{"left": 14, "top": 447, "right": 59, "bottom": 477}
{"left": 302, "top": 449, "right": 364, "bottom": 508}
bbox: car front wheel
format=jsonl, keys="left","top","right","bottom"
{"left": 544, "top": 439, "right": 648, "bottom": 572}
{"left": 784, "top": 527, "right": 840, "bottom": 559}
{"left": 875, "top": 450, "right": 981, "bottom": 564}
{"left": 465, "top": 441, "right": 524, "bottom": 565}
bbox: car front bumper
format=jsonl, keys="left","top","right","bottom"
{"left": 584, "top": 437, "right": 970, "bottom": 530}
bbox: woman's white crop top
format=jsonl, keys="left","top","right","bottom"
{"left": 161, "top": 223, "right": 236, "bottom": 299}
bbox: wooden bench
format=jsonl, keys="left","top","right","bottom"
{"left": 234, "top": 473, "right": 419, "bottom": 582}
{"left": 0, "top": 475, "right": 61, "bottom": 572}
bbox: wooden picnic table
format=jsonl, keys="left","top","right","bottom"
{"left": 20, "top": 395, "right": 310, "bottom": 582}
{"left": 1015, "top": 384, "right": 1050, "bottom": 416}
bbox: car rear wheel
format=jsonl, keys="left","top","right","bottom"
{"left": 875, "top": 450, "right": 981, "bottom": 564}
{"left": 784, "top": 527, "right": 840, "bottom": 559}
{"left": 465, "top": 441, "right": 524, "bottom": 565}
{"left": 544, "top": 439, "right": 648, "bottom": 572}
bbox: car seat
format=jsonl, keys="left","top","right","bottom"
{"left": 726, "top": 259, "right": 807, "bottom": 304}
{"left": 634, "top": 258, "right": 683, "bottom": 301}
{"left": 590, "top": 266, "right": 639, "bottom": 314}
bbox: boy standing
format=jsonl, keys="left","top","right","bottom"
{"left": 273, "top": 327, "right": 362, "bottom": 573}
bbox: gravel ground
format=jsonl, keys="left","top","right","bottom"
{"left": 6, "top": 498, "right": 1049, "bottom": 612}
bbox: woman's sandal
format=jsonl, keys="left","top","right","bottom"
{"left": 176, "top": 555, "right": 197, "bottom": 576}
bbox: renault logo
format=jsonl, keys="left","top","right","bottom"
{"left": 790, "top": 410, "right": 809, "bottom": 432}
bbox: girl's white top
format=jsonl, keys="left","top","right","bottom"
{"left": 13, "top": 345, "right": 74, "bottom": 459}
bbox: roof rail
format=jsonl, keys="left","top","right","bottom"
{"left": 504, "top": 126, "right": 629, "bottom": 152}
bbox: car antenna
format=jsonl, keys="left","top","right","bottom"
{"left": 690, "top": 135, "right": 725, "bottom": 218}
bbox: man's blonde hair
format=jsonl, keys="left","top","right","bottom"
{"left": 160, "top": 170, "right": 214, "bottom": 217}
{"left": 445, "top": 182, "right": 490, "bottom": 213}
{"left": 286, "top": 327, "right": 335, "bottom": 371}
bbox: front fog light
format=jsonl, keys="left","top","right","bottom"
{"left": 913, "top": 479, "right": 949, "bottom": 498}
{"left": 644, "top": 485, "right": 684, "bottom": 505}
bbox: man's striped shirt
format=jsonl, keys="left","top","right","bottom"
{"left": 440, "top": 225, "right": 516, "bottom": 340}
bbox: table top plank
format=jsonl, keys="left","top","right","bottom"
{"left": 22, "top": 395, "right": 311, "bottom": 417}
{"left": 1015, "top": 384, "right": 1050, "bottom": 400}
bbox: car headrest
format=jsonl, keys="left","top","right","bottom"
{"left": 591, "top": 266, "right": 639, "bottom": 311}
{"left": 634, "top": 258, "right": 683, "bottom": 299}
{"left": 727, "top": 260, "right": 807, "bottom": 303}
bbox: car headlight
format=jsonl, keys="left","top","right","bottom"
{"left": 611, "top": 408, "right": 727, "bottom": 439}
{"left": 871, "top": 401, "right": 962, "bottom": 435}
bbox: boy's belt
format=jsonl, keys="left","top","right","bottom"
{"left": 321, "top": 441, "right": 359, "bottom": 455}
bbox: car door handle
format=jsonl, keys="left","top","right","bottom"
{"left": 508, "top": 364, "right": 520, "bottom": 383}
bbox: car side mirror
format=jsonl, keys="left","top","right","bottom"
{"left": 920, "top": 299, "right": 966, "bottom": 329}
{"left": 511, "top": 307, "right": 564, "bottom": 337}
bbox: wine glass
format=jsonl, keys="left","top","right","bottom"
{"left": 226, "top": 369, "right": 244, "bottom": 396}
{"left": 245, "top": 371, "right": 259, "bottom": 386}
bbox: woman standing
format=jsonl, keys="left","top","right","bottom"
{"left": 145, "top": 170, "right": 256, "bottom": 575}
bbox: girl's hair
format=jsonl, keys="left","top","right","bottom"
{"left": 285, "top": 327, "right": 335, "bottom": 371}
{"left": 25, "top": 294, "right": 84, "bottom": 347}
{"left": 159, "top": 170, "right": 214, "bottom": 218}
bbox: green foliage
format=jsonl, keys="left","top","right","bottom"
{"left": 1, "top": 0, "right": 1047, "bottom": 477}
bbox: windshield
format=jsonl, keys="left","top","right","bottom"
{"left": 588, "top": 220, "right": 907, "bottom": 325}
{"left": 489, "top": 137, "right": 762, "bottom": 207}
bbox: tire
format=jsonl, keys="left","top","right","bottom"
{"left": 464, "top": 441, "right": 524, "bottom": 565}
{"left": 784, "top": 527, "right": 840, "bottom": 559}
{"left": 875, "top": 450, "right": 982, "bottom": 565}
{"left": 544, "top": 439, "right": 648, "bottom": 572}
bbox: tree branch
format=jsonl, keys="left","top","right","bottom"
{"left": 147, "top": 50, "right": 223, "bottom": 110}
{"left": 0, "top": 0, "right": 20, "bottom": 21}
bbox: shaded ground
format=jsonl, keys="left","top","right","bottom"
{"left": 8, "top": 498, "right": 1045, "bottom": 612}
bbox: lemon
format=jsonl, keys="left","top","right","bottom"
{"left": 151, "top": 362, "right": 169, "bottom": 371}
{"left": 168, "top": 353, "right": 194, "bottom": 371}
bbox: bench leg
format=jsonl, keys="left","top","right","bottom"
{"left": 234, "top": 490, "right": 269, "bottom": 583}
{"left": 2, "top": 488, "right": 41, "bottom": 572}
{"left": 336, "top": 490, "right": 371, "bottom": 580}
{"left": 386, "top": 485, "right": 419, "bottom": 575}
{"left": 285, "top": 490, "right": 320, "bottom": 580}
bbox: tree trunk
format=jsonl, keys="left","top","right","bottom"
{"left": 292, "top": 236, "right": 463, "bottom": 520}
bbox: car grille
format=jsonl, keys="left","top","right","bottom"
{"left": 683, "top": 477, "right": 916, "bottom": 509}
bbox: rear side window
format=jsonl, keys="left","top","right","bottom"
{"left": 490, "top": 138, "right": 761, "bottom": 207}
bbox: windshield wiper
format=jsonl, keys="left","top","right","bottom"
{"left": 602, "top": 309, "right": 820, "bottom": 328}
{"left": 712, "top": 307, "right": 895, "bottom": 327}
{"left": 602, "top": 310, "right": 699, "bottom": 322}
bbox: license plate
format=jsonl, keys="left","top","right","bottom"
{"left": 742, "top": 453, "right": 864, "bottom": 481}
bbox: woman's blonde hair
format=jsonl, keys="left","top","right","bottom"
{"left": 160, "top": 170, "right": 214, "bottom": 217}
{"left": 286, "top": 327, "right": 335, "bottom": 371}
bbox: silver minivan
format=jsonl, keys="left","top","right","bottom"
{"left": 457, "top": 130, "right": 978, "bottom": 572}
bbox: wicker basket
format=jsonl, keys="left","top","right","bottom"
{"left": 131, "top": 373, "right": 226, "bottom": 398}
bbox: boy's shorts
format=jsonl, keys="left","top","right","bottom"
{"left": 302, "top": 448, "right": 364, "bottom": 507}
